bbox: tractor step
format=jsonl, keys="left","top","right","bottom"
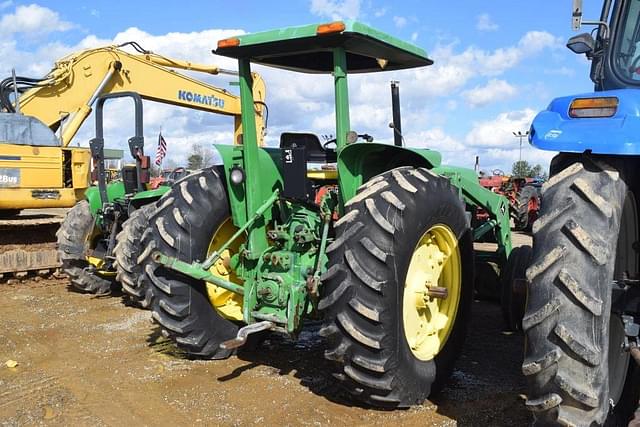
{"left": 219, "top": 321, "right": 274, "bottom": 350}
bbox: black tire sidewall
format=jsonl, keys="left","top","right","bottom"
{"left": 500, "top": 245, "right": 532, "bottom": 331}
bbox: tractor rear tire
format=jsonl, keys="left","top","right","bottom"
{"left": 320, "top": 166, "right": 474, "bottom": 407}
{"left": 500, "top": 245, "right": 532, "bottom": 332}
{"left": 523, "top": 158, "right": 638, "bottom": 425}
{"left": 141, "top": 168, "right": 239, "bottom": 359}
{"left": 115, "top": 203, "right": 154, "bottom": 308}
{"left": 56, "top": 200, "right": 112, "bottom": 295}
{"left": 515, "top": 185, "right": 539, "bottom": 231}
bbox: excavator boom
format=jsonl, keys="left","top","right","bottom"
{"left": 8, "top": 44, "right": 266, "bottom": 146}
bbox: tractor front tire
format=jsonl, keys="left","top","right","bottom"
{"left": 523, "top": 158, "right": 639, "bottom": 425}
{"left": 500, "top": 245, "right": 532, "bottom": 332}
{"left": 141, "top": 168, "right": 239, "bottom": 359}
{"left": 320, "top": 166, "right": 474, "bottom": 407}
{"left": 57, "top": 200, "right": 112, "bottom": 295}
{"left": 115, "top": 203, "right": 154, "bottom": 308}
{"left": 515, "top": 185, "right": 540, "bottom": 231}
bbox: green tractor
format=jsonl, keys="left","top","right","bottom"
{"left": 140, "top": 20, "right": 520, "bottom": 406}
{"left": 56, "top": 92, "right": 172, "bottom": 307}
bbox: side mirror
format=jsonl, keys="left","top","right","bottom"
{"left": 567, "top": 32, "right": 595, "bottom": 54}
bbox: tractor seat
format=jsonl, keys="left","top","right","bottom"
{"left": 279, "top": 132, "right": 337, "bottom": 163}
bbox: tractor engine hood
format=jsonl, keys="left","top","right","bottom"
{"left": 530, "top": 88, "right": 640, "bottom": 155}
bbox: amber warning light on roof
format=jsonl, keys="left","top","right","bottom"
{"left": 218, "top": 37, "right": 240, "bottom": 49}
{"left": 316, "top": 21, "right": 346, "bottom": 35}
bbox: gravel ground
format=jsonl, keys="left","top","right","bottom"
{"left": 0, "top": 234, "right": 533, "bottom": 426}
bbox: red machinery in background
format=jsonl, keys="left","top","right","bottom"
{"left": 149, "top": 167, "right": 191, "bottom": 190}
{"left": 477, "top": 170, "right": 542, "bottom": 231}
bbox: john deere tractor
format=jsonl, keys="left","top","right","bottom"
{"left": 56, "top": 92, "right": 166, "bottom": 305}
{"left": 140, "top": 20, "right": 520, "bottom": 406}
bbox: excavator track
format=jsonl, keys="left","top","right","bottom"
{"left": 0, "top": 209, "right": 66, "bottom": 283}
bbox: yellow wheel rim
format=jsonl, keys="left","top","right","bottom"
{"left": 205, "top": 218, "right": 244, "bottom": 321}
{"left": 402, "top": 224, "right": 462, "bottom": 361}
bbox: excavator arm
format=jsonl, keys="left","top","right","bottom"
{"left": 3, "top": 43, "right": 267, "bottom": 146}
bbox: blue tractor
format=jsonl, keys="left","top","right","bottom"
{"left": 524, "top": 1, "right": 640, "bottom": 425}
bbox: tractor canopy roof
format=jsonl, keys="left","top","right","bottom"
{"left": 214, "top": 20, "right": 433, "bottom": 73}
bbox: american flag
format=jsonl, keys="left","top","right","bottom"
{"left": 155, "top": 132, "right": 167, "bottom": 166}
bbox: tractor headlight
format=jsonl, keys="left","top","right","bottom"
{"left": 230, "top": 165, "right": 246, "bottom": 185}
{"left": 569, "top": 97, "right": 618, "bottom": 118}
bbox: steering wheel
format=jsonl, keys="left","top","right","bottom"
{"left": 322, "top": 133, "right": 373, "bottom": 149}
{"left": 168, "top": 167, "right": 186, "bottom": 181}
{"left": 630, "top": 54, "right": 640, "bottom": 76}
{"left": 323, "top": 138, "right": 337, "bottom": 149}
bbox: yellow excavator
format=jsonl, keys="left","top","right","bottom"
{"left": 0, "top": 42, "right": 266, "bottom": 282}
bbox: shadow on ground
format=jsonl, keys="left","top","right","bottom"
{"left": 145, "top": 300, "right": 531, "bottom": 425}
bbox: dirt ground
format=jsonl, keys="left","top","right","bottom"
{"left": 0, "top": 234, "right": 533, "bottom": 427}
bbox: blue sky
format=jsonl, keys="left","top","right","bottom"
{"left": 0, "top": 0, "right": 607, "bottom": 172}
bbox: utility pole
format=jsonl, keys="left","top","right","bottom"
{"left": 513, "top": 130, "right": 530, "bottom": 163}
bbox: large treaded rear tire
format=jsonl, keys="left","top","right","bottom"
{"left": 523, "top": 158, "right": 636, "bottom": 425}
{"left": 56, "top": 200, "right": 112, "bottom": 294}
{"left": 320, "top": 166, "right": 474, "bottom": 407}
{"left": 140, "top": 168, "right": 238, "bottom": 359}
{"left": 115, "top": 203, "right": 154, "bottom": 308}
{"left": 515, "top": 185, "right": 540, "bottom": 231}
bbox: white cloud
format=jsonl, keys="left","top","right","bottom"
{"left": 405, "top": 128, "right": 466, "bottom": 153}
{"left": 476, "top": 13, "right": 498, "bottom": 32}
{"left": 393, "top": 16, "right": 407, "bottom": 28}
{"left": 520, "top": 31, "right": 558, "bottom": 53}
{"left": 411, "top": 32, "right": 418, "bottom": 42}
{"left": 419, "top": 29, "right": 561, "bottom": 92}
{"left": 465, "top": 109, "right": 537, "bottom": 149}
{"left": 309, "top": 0, "right": 361, "bottom": 20}
{"left": 0, "top": 4, "right": 74, "bottom": 37}
{"left": 462, "top": 79, "right": 517, "bottom": 107}
{"left": 476, "top": 146, "right": 556, "bottom": 175}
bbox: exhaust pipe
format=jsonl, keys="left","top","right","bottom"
{"left": 390, "top": 81, "right": 403, "bottom": 147}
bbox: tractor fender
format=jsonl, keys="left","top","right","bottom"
{"left": 337, "top": 142, "right": 441, "bottom": 203}
{"left": 130, "top": 187, "right": 168, "bottom": 210}
{"left": 530, "top": 88, "right": 640, "bottom": 155}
